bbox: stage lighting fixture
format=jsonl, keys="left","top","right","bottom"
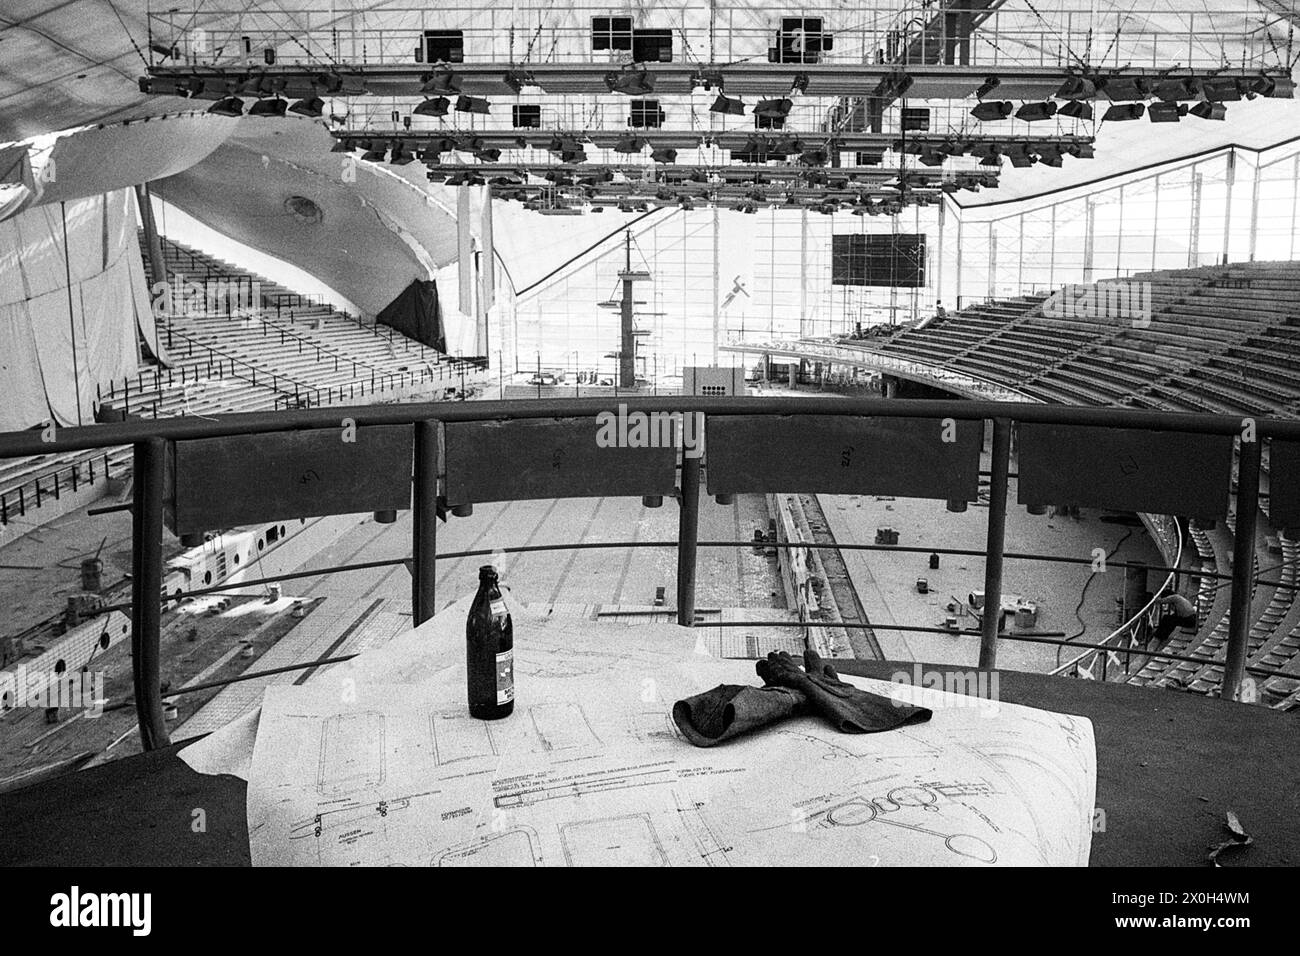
{"left": 1055, "top": 75, "right": 1097, "bottom": 99}
{"left": 1190, "top": 101, "right": 1227, "bottom": 121}
{"left": 288, "top": 96, "right": 324, "bottom": 118}
{"left": 149, "top": 42, "right": 179, "bottom": 60}
{"left": 330, "top": 138, "right": 352, "bottom": 153}
{"left": 1265, "top": 75, "right": 1295, "bottom": 98}
{"left": 753, "top": 98, "right": 793, "bottom": 120}
{"left": 207, "top": 97, "right": 244, "bottom": 117}
{"left": 502, "top": 71, "right": 531, "bottom": 93}
{"left": 1201, "top": 77, "right": 1242, "bottom": 102}
{"left": 605, "top": 68, "right": 655, "bottom": 96}
{"left": 312, "top": 72, "right": 344, "bottom": 95}
{"left": 650, "top": 147, "right": 678, "bottom": 162}
{"left": 791, "top": 73, "right": 810, "bottom": 94}
{"left": 1104, "top": 78, "right": 1150, "bottom": 101}
{"left": 1015, "top": 101, "right": 1057, "bottom": 121}
{"left": 560, "top": 149, "right": 588, "bottom": 163}
{"left": 1037, "top": 145, "right": 1063, "bottom": 167}
{"left": 976, "top": 76, "right": 1000, "bottom": 99}
{"left": 1102, "top": 102, "right": 1145, "bottom": 121}
{"left": 414, "top": 96, "right": 450, "bottom": 117}
{"left": 247, "top": 97, "right": 287, "bottom": 117}
{"left": 1005, "top": 147, "right": 1035, "bottom": 168}
{"left": 884, "top": 72, "right": 913, "bottom": 98}
{"left": 970, "top": 101, "right": 1013, "bottom": 121}
{"left": 1154, "top": 78, "right": 1198, "bottom": 101}
{"left": 614, "top": 134, "right": 643, "bottom": 154}
{"left": 771, "top": 134, "right": 800, "bottom": 156}
{"left": 918, "top": 148, "right": 945, "bottom": 167}
{"left": 389, "top": 146, "right": 415, "bottom": 166}
{"left": 361, "top": 146, "right": 387, "bottom": 163}
{"left": 474, "top": 148, "right": 502, "bottom": 162}
{"left": 979, "top": 148, "right": 1002, "bottom": 167}
{"left": 1068, "top": 142, "right": 1096, "bottom": 159}
{"left": 455, "top": 95, "right": 490, "bottom": 114}
{"left": 736, "top": 201, "right": 758, "bottom": 214}
{"left": 710, "top": 94, "right": 745, "bottom": 115}
{"left": 1147, "top": 102, "right": 1187, "bottom": 123}
{"left": 422, "top": 69, "right": 461, "bottom": 94}
{"left": 799, "top": 147, "right": 829, "bottom": 166}
{"left": 1058, "top": 100, "right": 1093, "bottom": 120}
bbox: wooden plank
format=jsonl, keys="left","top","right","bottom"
{"left": 1268, "top": 439, "right": 1300, "bottom": 528}
{"left": 705, "top": 414, "right": 982, "bottom": 500}
{"left": 166, "top": 425, "right": 413, "bottom": 534}
{"left": 443, "top": 417, "right": 678, "bottom": 504}
{"left": 1017, "top": 423, "right": 1232, "bottom": 518}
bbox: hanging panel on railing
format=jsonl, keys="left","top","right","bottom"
{"left": 1016, "top": 424, "right": 1232, "bottom": 518}
{"left": 705, "top": 415, "right": 982, "bottom": 500}
{"left": 165, "top": 425, "right": 414, "bottom": 535}
{"left": 443, "top": 417, "right": 678, "bottom": 504}
{"left": 1268, "top": 439, "right": 1300, "bottom": 529}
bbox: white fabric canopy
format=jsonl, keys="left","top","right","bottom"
{"left": 0, "top": 188, "right": 154, "bottom": 430}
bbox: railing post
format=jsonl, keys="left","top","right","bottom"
{"left": 676, "top": 437, "right": 702, "bottom": 627}
{"left": 979, "top": 417, "right": 1012, "bottom": 669}
{"left": 1222, "top": 435, "right": 1262, "bottom": 701}
{"left": 130, "top": 438, "right": 170, "bottom": 751}
{"left": 413, "top": 420, "right": 440, "bottom": 625}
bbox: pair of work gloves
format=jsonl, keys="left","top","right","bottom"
{"left": 672, "top": 649, "right": 931, "bottom": 747}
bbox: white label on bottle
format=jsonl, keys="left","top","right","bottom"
{"left": 490, "top": 599, "right": 507, "bottom": 618}
{"left": 496, "top": 649, "right": 514, "bottom": 704}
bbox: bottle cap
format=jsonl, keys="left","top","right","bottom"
{"left": 479, "top": 564, "right": 497, "bottom": 579}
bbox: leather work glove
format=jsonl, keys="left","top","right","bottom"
{"left": 672, "top": 683, "right": 808, "bottom": 747}
{"left": 756, "top": 649, "right": 932, "bottom": 733}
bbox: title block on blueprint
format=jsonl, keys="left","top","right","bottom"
{"left": 1268, "top": 439, "right": 1300, "bottom": 528}
{"left": 1017, "top": 423, "right": 1232, "bottom": 518}
{"left": 165, "top": 425, "right": 413, "bottom": 535}
{"left": 443, "top": 418, "right": 678, "bottom": 505}
{"left": 705, "top": 415, "right": 982, "bottom": 500}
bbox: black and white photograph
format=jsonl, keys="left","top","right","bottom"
{"left": 0, "top": 0, "right": 1294, "bottom": 927}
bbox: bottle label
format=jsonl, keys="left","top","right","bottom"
{"left": 490, "top": 599, "right": 507, "bottom": 618}
{"left": 496, "top": 649, "right": 514, "bottom": 705}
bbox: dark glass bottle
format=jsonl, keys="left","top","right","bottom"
{"left": 467, "top": 565, "right": 514, "bottom": 719}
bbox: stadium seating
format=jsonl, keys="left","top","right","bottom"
{"left": 0, "top": 236, "right": 488, "bottom": 535}
{"left": 824, "top": 263, "right": 1300, "bottom": 702}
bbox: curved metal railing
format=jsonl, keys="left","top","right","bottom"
{"left": 1, "top": 394, "right": 1293, "bottom": 750}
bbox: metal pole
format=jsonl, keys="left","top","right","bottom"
{"left": 676, "top": 446, "right": 701, "bottom": 626}
{"left": 130, "top": 438, "right": 169, "bottom": 750}
{"left": 412, "top": 420, "right": 439, "bottom": 625}
{"left": 979, "top": 417, "right": 1011, "bottom": 669}
{"left": 1221, "top": 435, "right": 1261, "bottom": 700}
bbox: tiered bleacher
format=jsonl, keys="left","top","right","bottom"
{"left": 830, "top": 263, "right": 1300, "bottom": 705}
{"left": 0, "top": 236, "right": 487, "bottom": 536}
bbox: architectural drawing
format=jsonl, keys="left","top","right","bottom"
{"left": 317, "top": 712, "right": 385, "bottom": 797}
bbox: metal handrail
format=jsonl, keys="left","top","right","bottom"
{"left": 1, "top": 395, "right": 1288, "bottom": 749}
{"left": 1049, "top": 517, "right": 1186, "bottom": 678}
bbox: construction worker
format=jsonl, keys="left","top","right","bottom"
{"left": 1151, "top": 591, "right": 1198, "bottom": 645}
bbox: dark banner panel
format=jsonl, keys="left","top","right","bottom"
{"left": 1018, "top": 423, "right": 1233, "bottom": 518}
{"left": 706, "top": 414, "right": 981, "bottom": 500}
{"left": 444, "top": 417, "right": 678, "bottom": 504}
{"left": 165, "top": 426, "right": 413, "bottom": 534}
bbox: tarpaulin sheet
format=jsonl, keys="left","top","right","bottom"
{"left": 375, "top": 279, "right": 446, "bottom": 353}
